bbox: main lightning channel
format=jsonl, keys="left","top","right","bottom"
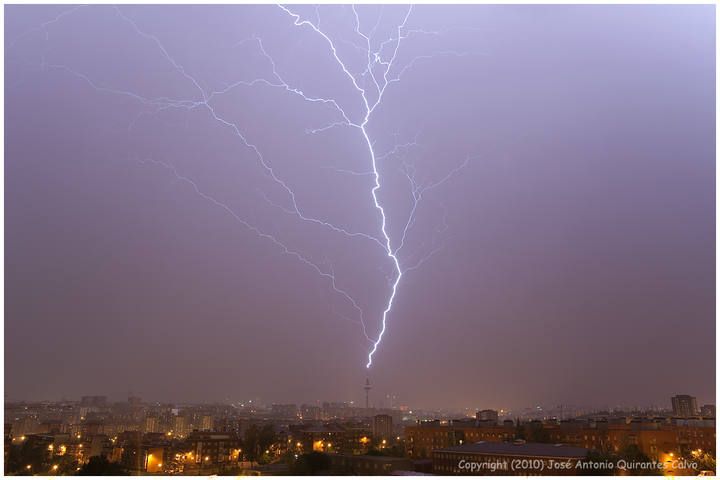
{"left": 362, "top": 127, "right": 402, "bottom": 369}
{"left": 279, "top": 4, "right": 415, "bottom": 368}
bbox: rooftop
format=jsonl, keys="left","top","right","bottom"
{"left": 435, "top": 441, "right": 589, "bottom": 458}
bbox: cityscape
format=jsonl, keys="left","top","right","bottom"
{"left": 4, "top": 2, "right": 716, "bottom": 478}
{"left": 3, "top": 391, "right": 717, "bottom": 475}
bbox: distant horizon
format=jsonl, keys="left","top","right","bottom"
{"left": 5, "top": 392, "right": 713, "bottom": 415}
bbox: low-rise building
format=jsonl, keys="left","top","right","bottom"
{"left": 183, "top": 431, "right": 241, "bottom": 474}
{"left": 433, "top": 441, "right": 588, "bottom": 475}
{"left": 406, "top": 418, "right": 715, "bottom": 460}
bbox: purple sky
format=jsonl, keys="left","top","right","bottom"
{"left": 5, "top": 4, "right": 715, "bottom": 410}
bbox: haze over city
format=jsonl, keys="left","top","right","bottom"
{"left": 5, "top": 4, "right": 715, "bottom": 412}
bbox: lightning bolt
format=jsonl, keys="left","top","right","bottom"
{"left": 10, "top": 4, "right": 480, "bottom": 369}
{"left": 277, "top": 4, "right": 476, "bottom": 368}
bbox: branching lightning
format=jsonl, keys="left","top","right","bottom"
{"left": 10, "top": 4, "right": 480, "bottom": 369}
{"left": 278, "top": 4, "right": 476, "bottom": 368}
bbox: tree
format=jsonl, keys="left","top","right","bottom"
{"left": 54, "top": 455, "right": 79, "bottom": 475}
{"left": 6, "top": 440, "right": 52, "bottom": 474}
{"left": 257, "top": 424, "right": 276, "bottom": 462}
{"left": 77, "top": 456, "right": 128, "bottom": 475}
{"left": 386, "top": 444, "right": 405, "bottom": 457}
{"left": 243, "top": 424, "right": 276, "bottom": 465}
{"left": 693, "top": 451, "right": 715, "bottom": 473}
{"left": 243, "top": 424, "right": 260, "bottom": 465}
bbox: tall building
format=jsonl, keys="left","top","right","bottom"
{"left": 476, "top": 409, "right": 499, "bottom": 425}
{"left": 200, "top": 415, "right": 213, "bottom": 431}
{"left": 271, "top": 404, "right": 298, "bottom": 419}
{"left": 372, "top": 415, "right": 392, "bottom": 441}
{"left": 700, "top": 404, "right": 715, "bottom": 418}
{"left": 300, "top": 405, "right": 321, "bottom": 421}
{"left": 364, "top": 377, "right": 371, "bottom": 409}
{"left": 143, "top": 416, "right": 159, "bottom": 433}
{"left": 671, "top": 395, "right": 698, "bottom": 417}
{"left": 172, "top": 416, "right": 188, "bottom": 437}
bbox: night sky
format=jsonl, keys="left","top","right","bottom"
{"left": 5, "top": 4, "right": 715, "bottom": 410}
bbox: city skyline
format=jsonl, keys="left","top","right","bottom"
{"left": 5, "top": 4, "right": 715, "bottom": 411}
{"left": 5, "top": 391, "right": 715, "bottom": 475}
{"left": 4, "top": 390, "right": 715, "bottom": 417}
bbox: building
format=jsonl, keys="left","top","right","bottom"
{"left": 93, "top": 434, "right": 113, "bottom": 457}
{"left": 144, "top": 445, "right": 167, "bottom": 473}
{"left": 373, "top": 415, "right": 392, "bottom": 442}
{"left": 671, "top": 395, "right": 698, "bottom": 417}
{"left": 199, "top": 415, "right": 213, "bottom": 431}
{"left": 271, "top": 404, "right": 298, "bottom": 419}
{"left": 300, "top": 405, "right": 321, "bottom": 421}
{"left": 119, "top": 431, "right": 144, "bottom": 471}
{"left": 364, "top": 377, "right": 372, "bottom": 409}
{"left": 172, "top": 415, "right": 189, "bottom": 437}
{"left": 433, "top": 440, "right": 588, "bottom": 475}
{"left": 476, "top": 410, "right": 499, "bottom": 425}
{"left": 700, "top": 404, "right": 715, "bottom": 418}
{"left": 183, "top": 431, "right": 241, "bottom": 475}
{"left": 406, "top": 422, "right": 515, "bottom": 458}
{"left": 142, "top": 416, "right": 159, "bottom": 433}
{"left": 291, "top": 422, "right": 373, "bottom": 455}
{"left": 406, "top": 417, "right": 715, "bottom": 461}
